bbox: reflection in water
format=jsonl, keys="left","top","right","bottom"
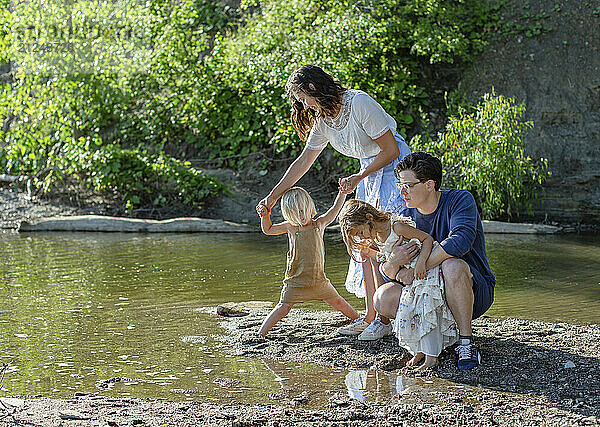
{"left": 260, "top": 358, "right": 345, "bottom": 405}
{"left": 0, "top": 230, "right": 599, "bottom": 405}
{"left": 344, "top": 369, "right": 483, "bottom": 405}
{"left": 484, "top": 233, "right": 600, "bottom": 323}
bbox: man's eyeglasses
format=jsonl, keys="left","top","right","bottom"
{"left": 395, "top": 180, "right": 425, "bottom": 191}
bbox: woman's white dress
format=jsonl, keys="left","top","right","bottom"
{"left": 306, "top": 89, "right": 412, "bottom": 297}
{"left": 379, "top": 216, "right": 458, "bottom": 357}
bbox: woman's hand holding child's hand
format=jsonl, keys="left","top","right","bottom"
{"left": 338, "top": 174, "right": 362, "bottom": 194}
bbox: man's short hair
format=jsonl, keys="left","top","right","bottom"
{"left": 395, "top": 152, "right": 443, "bottom": 190}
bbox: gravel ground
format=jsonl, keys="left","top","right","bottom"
{"left": 2, "top": 310, "right": 599, "bottom": 426}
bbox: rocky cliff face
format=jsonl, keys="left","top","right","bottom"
{"left": 460, "top": 0, "right": 600, "bottom": 223}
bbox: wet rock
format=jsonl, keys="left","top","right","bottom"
{"left": 96, "top": 377, "right": 136, "bottom": 389}
{"left": 169, "top": 389, "right": 201, "bottom": 394}
{"left": 213, "top": 377, "right": 240, "bottom": 388}
{"left": 217, "top": 304, "right": 250, "bottom": 317}
{"left": 59, "top": 409, "right": 90, "bottom": 420}
{"left": 290, "top": 391, "right": 310, "bottom": 406}
{"left": 328, "top": 393, "right": 352, "bottom": 407}
{"left": 0, "top": 397, "right": 24, "bottom": 408}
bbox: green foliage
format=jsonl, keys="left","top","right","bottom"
{"left": 77, "top": 145, "right": 227, "bottom": 211}
{"left": 412, "top": 92, "right": 549, "bottom": 219}
{"left": 0, "top": 0, "right": 234, "bottom": 208}
{"left": 496, "top": 1, "right": 553, "bottom": 39}
{"left": 3, "top": 0, "right": 542, "bottom": 218}
{"left": 195, "top": 0, "right": 499, "bottom": 170}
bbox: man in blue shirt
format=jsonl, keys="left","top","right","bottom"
{"left": 374, "top": 152, "right": 495, "bottom": 370}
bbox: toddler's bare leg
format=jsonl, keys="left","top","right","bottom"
{"left": 258, "top": 303, "right": 294, "bottom": 337}
{"left": 372, "top": 261, "right": 392, "bottom": 325}
{"left": 325, "top": 296, "right": 359, "bottom": 320}
{"left": 373, "top": 282, "right": 403, "bottom": 319}
{"left": 362, "top": 258, "right": 377, "bottom": 323}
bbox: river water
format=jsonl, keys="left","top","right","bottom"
{"left": 0, "top": 231, "right": 598, "bottom": 405}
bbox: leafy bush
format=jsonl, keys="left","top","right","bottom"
{"left": 75, "top": 144, "right": 226, "bottom": 211}
{"left": 0, "top": 0, "right": 233, "bottom": 208}
{"left": 195, "top": 0, "right": 500, "bottom": 170}
{"left": 412, "top": 92, "right": 550, "bottom": 218}
{"left": 4, "top": 0, "right": 546, "bottom": 219}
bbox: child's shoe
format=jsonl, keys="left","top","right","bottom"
{"left": 337, "top": 318, "right": 370, "bottom": 336}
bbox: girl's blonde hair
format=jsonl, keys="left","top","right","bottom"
{"left": 338, "top": 199, "right": 391, "bottom": 259}
{"left": 280, "top": 187, "right": 317, "bottom": 227}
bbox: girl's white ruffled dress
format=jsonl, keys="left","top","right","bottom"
{"left": 379, "top": 216, "right": 458, "bottom": 357}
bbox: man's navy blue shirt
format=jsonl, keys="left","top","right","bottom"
{"left": 396, "top": 189, "right": 495, "bottom": 289}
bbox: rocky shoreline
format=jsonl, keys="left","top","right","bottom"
{"left": 2, "top": 310, "right": 599, "bottom": 426}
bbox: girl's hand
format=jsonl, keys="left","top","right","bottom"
{"left": 396, "top": 267, "right": 414, "bottom": 286}
{"left": 339, "top": 174, "right": 363, "bottom": 194}
{"left": 414, "top": 260, "right": 426, "bottom": 280}
{"left": 256, "top": 204, "right": 269, "bottom": 217}
{"left": 359, "top": 246, "right": 372, "bottom": 259}
{"left": 257, "top": 195, "right": 275, "bottom": 214}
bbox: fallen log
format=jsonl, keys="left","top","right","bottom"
{"left": 18, "top": 215, "right": 256, "bottom": 233}
{"left": 481, "top": 220, "right": 561, "bottom": 234}
{"left": 17, "top": 215, "right": 561, "bottom": 234}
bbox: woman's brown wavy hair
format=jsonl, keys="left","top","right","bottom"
{"left": 285, "top": 65, "right": 346, "bottom": 141}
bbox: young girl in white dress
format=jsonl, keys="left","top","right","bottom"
{"left": 338, "top": 199, "right": 457, "bottom": 371}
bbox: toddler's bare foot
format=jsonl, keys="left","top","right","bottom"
{"left": 413, "top": 355, "right": 437, "bottom": 373}
{"left": 405, "top": 352, "right": 424, "bottom": 368}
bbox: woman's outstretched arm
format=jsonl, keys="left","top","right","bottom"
{"left": 258, "top": 146, "right": 323, "bottom": 210}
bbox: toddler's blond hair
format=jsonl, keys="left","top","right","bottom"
{"left": 280, "top": 187, "right": 317, "bottom": 227}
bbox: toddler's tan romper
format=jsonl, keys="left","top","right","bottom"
{"left": 280, "top": 224, "right": 340, "bottom": 303}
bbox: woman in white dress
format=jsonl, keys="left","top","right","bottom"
{"left": 257, "top": 65, "right": 413, "bottom": 339}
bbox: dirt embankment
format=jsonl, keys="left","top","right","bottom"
{"left": 459, "top": 0, "right": 600, "bottom": 223}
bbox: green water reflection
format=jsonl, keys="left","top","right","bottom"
{"left": 0, "top": 231, "right": 598, "bottom": 403}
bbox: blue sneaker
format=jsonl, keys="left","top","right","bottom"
{"left": 455, "top": 341, "right": 481, "bottom": 370}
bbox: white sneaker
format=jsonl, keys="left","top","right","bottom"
{"left": 338, "top": 318, "right": 369, "bottom": 336}
{"left": 357, "top": 319, "right": 393, "bottom": 341}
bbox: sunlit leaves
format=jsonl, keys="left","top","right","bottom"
{"left": 0, "top": 0, "right": 507, "bottom": 212}
{"left": 412, "top": 92, "right": 550, "bottom": 219}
